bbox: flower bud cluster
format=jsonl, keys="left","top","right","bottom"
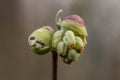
{"left": 52, "top": 29, "right": 86, "bottom": 64}
{"left": 28, "top": 10, "right": 88, "bottom": 64}
{"left": 52, "top": 10, "right": 88, "bottom": 64}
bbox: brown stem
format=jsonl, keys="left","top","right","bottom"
{"left": 52, "top": 51, "right": 58, "bottom": 80}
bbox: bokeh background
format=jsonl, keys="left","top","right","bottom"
{"left": 0, "top": 0, "right": 120, "bottom": 80}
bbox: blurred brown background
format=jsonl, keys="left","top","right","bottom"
{"left": 0, "top": 0, "right": 120, "bottom": 80}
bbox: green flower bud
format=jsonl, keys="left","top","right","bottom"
{"left": 57, "top": 41, "right": 68, "bottom": 58}
{"left": 63, "top": 30, "right": 76, "bottom": 49}
{"left": 74, "top": 36, "right": 84, "bottom": 53}
{"left": 28, "top": 26, "right": 54, "bottom": 55}
{"left": 68, "top": 49, "right": 80, "bottom": 61}
{"left": 57, "top": 41, "right": 64, "bottom": 55}
{"left": 63, "top": 49, "right": 80, "bottom": 64}
{"left": 52, "top": 30, "right": 65, "bottom": 51}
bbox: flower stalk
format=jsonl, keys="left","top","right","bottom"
{"left": 52, "top": 51, "right": 58, "bottom": 80}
